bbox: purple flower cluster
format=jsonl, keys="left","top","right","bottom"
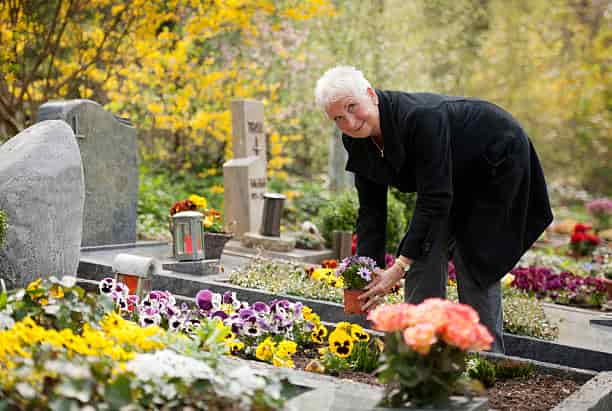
{"left": 586, "top": 198, "right": 612, "bottom": 215}
{"left": 511, "top": 266, "right": 606, "bottom": 307}
{"left": 100, "top": 279, "right": 317, "bottom": 339}
{"left": 99, "top": 277, "right": 191, "bottom": 329}
{"left": 195, "top": 290, "right": 313, "bottom": 340}
{"left": 335, "top": 255, "right": 379, "bottom": 289}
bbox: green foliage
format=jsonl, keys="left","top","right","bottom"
{"left": 349, "top": 339, "right": 381, "bottom": 374}
{"left": 294, "top": 232, "right": 323, "bottom": 250}
{"left": 494, "top": 359, "right": 535, "bottom": 380}
{"left": 319, "top": 349, "right": 351, "bottom": 375}
{"left": 229, "top": 257, "right": 343, "bottom": 303}
{"left": 316, "top": 190, "right": 407, "bottom": 253}
{"left": 137, "top": 166, "right": 225, "bottom": 240}
{"left": 502, "top": 287, "right": 559, "bottom": 341}
{"left": 4, "top": 277, "right": 103, "bottom": 333}
{"left": 377, "top": 332, "right": 470, "bottom": 407}
{"left": 0, "top": 210, "right": 6, "bottom": 248}
{"left": 466, "top": 355, "right": 497, "bottom": 388}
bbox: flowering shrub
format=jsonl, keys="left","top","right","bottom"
{"left": 335, "top": 255, "right": 379, "bottom": 290}
{"left": 511, "top": 265, "right": 607, "bottom": 308}
{"left": 368, "top": 299, "right": 492, "bottom": 406}
{"left": 586, "top": 198, "right": 612, "bottom": 231}
{"left": 569, "top": 224, "right": 600, "bottom": 257}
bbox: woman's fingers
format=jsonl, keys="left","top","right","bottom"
{"left": 361, "top": 294, "right": 382, "bottom": 312}
{"left": 358, "top": 287, "right": 376, "bottom": 301}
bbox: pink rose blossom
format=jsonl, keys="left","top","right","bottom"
{"left": 367, "top": 303, "right": 416, "bottom": 332}
{"left": 403, "top": 323, "right": 437, "bottom": 355}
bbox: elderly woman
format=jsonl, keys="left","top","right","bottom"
{"left": 314, "top": 66, "right": 553, "bottom": 353}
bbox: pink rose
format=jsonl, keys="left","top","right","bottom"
{"left": 367, "top": 303, "right": 416, "bottom": 332}
{"left": 403, "top": 323, "right": 437, "bottom": 355}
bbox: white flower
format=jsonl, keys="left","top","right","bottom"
{"left": 125, "top": 350, "right": 215, "bottom": 382}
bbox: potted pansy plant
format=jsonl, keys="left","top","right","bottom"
{"left": 335, "top": 255, "right": 379, "bottom": 314}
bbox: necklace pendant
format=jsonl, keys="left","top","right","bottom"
{"left": 380, "top": 150, "right": 384, "bottom": 158}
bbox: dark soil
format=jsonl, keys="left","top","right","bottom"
{"left": 292, "top": 354, "right": 581, "bottom": 411}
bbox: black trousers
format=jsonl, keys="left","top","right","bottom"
{"left": 403, "top": 218, "right": 505, "bottom": 353}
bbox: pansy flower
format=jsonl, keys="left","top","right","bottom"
{"left": 311, "top": 325, "right": 328, "bottom": 344}
{"left": 328, "top": 329, "right": 353, "bottom": 358}
{"left": 98, "top": 278, "right": 115, "bottom": 295}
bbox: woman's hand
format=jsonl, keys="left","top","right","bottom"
{"left": 358, "top": 264, "right": 405, "bottom": 312}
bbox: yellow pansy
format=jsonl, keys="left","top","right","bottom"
{"left": 328, "top": 329, "right": 353, "bottom": 358}
{"left": 311, "top": 325, "right": 328, "bottom": 344}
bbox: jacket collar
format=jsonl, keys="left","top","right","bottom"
{"left": 376, "top": 89, "right": 406, "bottom": 173}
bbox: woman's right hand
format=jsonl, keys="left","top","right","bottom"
{"left": 358, "top": 265, "right": 404, "bottom": 312}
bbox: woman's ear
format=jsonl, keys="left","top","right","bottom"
{"left": 366, "top": 87, "right": 378, "bottom": 105}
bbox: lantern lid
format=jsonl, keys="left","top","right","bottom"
{"left": 263, "top": 192, "right": 286, "bottom": 200}
{"left": 172, "top": 210, "right": 203, "bottom": 219}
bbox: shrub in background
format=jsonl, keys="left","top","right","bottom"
{"left": 317, "top": 190, "right": 407, "bottom": 253}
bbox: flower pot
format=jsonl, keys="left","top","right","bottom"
{"left": 204, "top": 232, "right": 232, "bottom": 259}
{"left": 343, "top": 288, "right": 365, "bottom": 314}
{"left": 603, "top": 277, "right": 612, "bottom": 301}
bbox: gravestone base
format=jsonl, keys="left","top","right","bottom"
{"left": 241, "top": 231, "right": 296, "bottom": 252}
{"left": 225, "top": 238, "right": 335, "bottom": 264}
{"left": 161, "top": 259, "right": 220, "bottom": 276}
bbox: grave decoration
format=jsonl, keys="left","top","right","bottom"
{"left": 172, "top": 210, "right": 205, "bottom": 261}
{"left": 368, "top": 299, "right": 493, "bottom": 407}
{"left": 334, "top": 255, "right": 380, "bottom": 314}
{"left": 170, "top": 195, "right": 232, "bottom": 259}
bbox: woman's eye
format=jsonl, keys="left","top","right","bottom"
{"left": 347, "top": 103, "right": 357, "bottom": 112}
{"left": 334, "top": 116, "right": 344, "bottom": 123}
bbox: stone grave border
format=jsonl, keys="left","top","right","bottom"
{"left": 76, "top": 260, "right": 612, "bottom": 410}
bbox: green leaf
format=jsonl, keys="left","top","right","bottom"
{"left": 104, "top": 375, "right": 133, "bottom": 409}
{"left": 48, "top": 398, "right": 81, "bottom": 411}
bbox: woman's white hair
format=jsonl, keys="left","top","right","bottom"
{"left": 314, "top": 66, "right": 372, "bottom": 111}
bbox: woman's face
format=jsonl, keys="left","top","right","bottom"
{"left": 325, "top": 88, "right": 380, "bottom": 138}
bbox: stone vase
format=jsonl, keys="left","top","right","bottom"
{"left": 204, "top": 232, "right": 232, "bottom": 259}
{"left": 343, "top": 288, "right": 365, "bottom": 314}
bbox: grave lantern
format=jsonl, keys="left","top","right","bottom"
{"left": 112, "top": 253, "right": 155, "bottom": 298}
{"left": 172, "top": 210, "right": 205, "bottom": 261}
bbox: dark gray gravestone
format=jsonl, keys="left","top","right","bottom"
{"left": 0, "top": 121, "right": 84, "bottom": 288}
{"left": 36, "top": 100, "right": 138, "bottom": 246}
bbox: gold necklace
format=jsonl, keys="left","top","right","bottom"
{"left": 371, "top": 136, "right": 384, "bottom": 158}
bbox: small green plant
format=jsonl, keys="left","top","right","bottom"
{"left": 349, "top": 339, "right": 381, "bottom": 373}
{"left": 466, "top": 355, "right": 497, "bottom": 388}
{"left": 316, "top": 190, "right": 407, "bottom": 252}
{"left": 494, "top": 359, "right": 535, "bottom": 380}
{"left": 319, "top": 348, "right": 351, "bottom": 375}
{"left": 0, "top": 209, "right": 7, "bottom": 248}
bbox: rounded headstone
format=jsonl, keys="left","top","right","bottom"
{"left": 0, "top": 121, "right": 85, "bottom": 288}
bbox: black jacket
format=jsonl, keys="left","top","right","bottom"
{"left": 343, "top": 90, "right": 553, "bottom": 287}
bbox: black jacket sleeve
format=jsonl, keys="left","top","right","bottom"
{"left": 398, "top": 108, "right": 453, "bottom": 260}
{"left": 355, "top": 173, "right": 388, "bottom": 268}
